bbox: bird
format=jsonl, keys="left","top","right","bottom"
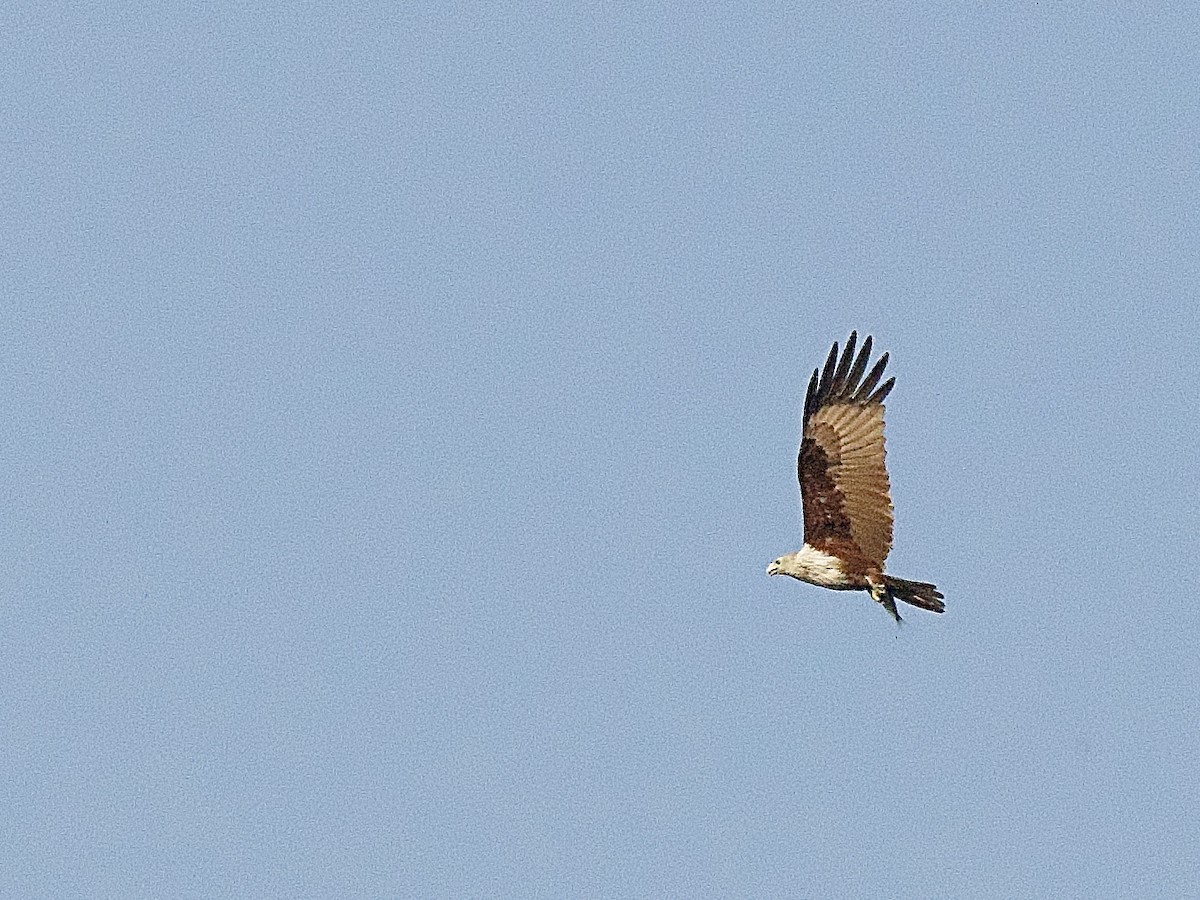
{"left": 767, "top": 331, "right": 944, "bottom": 622}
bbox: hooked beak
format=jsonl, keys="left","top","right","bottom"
{"left": 766, "top": 561, "right": 780, "bottom": 576}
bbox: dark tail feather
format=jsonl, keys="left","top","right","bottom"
{"left": 884, "top": 576, "right": 945, "bottom": 614}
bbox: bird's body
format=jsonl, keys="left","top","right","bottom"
{"left": 767, "top": 332, "right": 944, "bottom": 622}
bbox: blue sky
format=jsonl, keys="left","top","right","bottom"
{"left": 3, "top": 3, "right": 1198, "bottom": 897}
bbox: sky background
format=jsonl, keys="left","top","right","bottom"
{"left": 3, "top": 3, "right": 1198, "bottom": 898}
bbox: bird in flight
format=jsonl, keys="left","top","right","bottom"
{"left": 767, "top": 332, "right": 944, "bottom": 622}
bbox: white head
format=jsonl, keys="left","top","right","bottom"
{"left": 766, "top": 551, "right": 801, "bottom": 578}
{"left": 765, "top": 544, "right": 847, "bottom": 587}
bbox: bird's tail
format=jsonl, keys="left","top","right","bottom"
{"left": 884, "top": 576, "right": 945, "bottom": 614}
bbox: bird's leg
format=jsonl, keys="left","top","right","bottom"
{"left": 869, "top": 578, "right": 902, "bottom": 624}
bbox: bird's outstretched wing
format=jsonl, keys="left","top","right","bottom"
{"left": 798, "top": 332, "right": 895, "bottom": 571}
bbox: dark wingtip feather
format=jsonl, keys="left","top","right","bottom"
{"left": 803, "top": 368, "right": 819, "bottom": 422}
{"left": 829, "top": 331, "right": 857, "bottom": 395}
{"left": 819, "top": 340, "right": 839, "bottom": 397}
{"left": 868, "top": 376, "right": 895, "bottom": 405}
{"left": 853, "top": 352, "right": 889, "bottom": 402}
{"left": 844, "top": 334, "right": 873, "bottom": 395}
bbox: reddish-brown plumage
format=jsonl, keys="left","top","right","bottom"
{"left": 797, "top": 436, "right": 853, "bottom": 547}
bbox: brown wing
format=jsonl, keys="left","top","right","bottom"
{"left": 797, "top": 332, "right": 896, "bottom": 570}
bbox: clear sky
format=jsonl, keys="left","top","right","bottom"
{"left": 3, "top": 3, "right": 1198, "bottom": 898}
